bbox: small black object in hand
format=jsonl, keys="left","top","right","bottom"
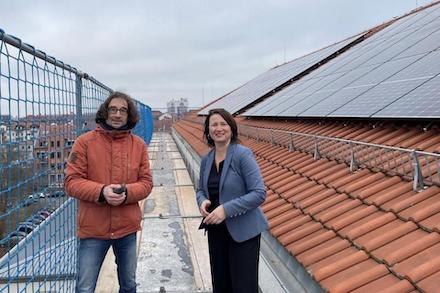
{"left": 113, "top": 186, "right": 126, "bottom": 194}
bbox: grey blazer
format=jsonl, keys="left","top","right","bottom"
{"left": 196, "top": 143, "right": 269, "bottom": 242}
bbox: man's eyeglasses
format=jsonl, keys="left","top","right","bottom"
{"left": 108, "top": 107, "right": 128, "bottom": 115}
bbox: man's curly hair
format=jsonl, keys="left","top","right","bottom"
{"left": 95, "top": 91, "right": 139, "bottom": 129}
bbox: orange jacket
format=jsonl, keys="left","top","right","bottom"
{"left": 64, "top": 126, "right": 153, "bottom": 239}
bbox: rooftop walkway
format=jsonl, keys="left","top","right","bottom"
{"left": 95, "top": 132, "right": 212, "bottom": 293}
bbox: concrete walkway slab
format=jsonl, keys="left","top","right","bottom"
{"left": 136, "top": 132, "right": 212, "bottom": 293}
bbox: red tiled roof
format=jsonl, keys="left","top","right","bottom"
{"left": 173, "top": 114, "right": 440, "bottom": 292}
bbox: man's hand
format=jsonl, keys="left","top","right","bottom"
{"left": 199, "top": 199, "right": 211, "bottom": 217}
{"left": 103, "top": 184, "right": 126, "bottom": 206}
{"left": 204, "top": 205, "right": 226, "bottom": 225}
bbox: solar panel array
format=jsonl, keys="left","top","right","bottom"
{"left": 244, "top": 3, "right": 440, "bottom": 119}
{"left": 197, "top": 34, "right": 361, "bottom": 115}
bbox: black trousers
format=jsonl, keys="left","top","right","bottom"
{"left": 207, "top": 223, "right": 260, "bottom": 293}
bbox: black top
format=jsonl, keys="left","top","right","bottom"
{"left": 207, "top": 160, "right": 224, "bottom": 211}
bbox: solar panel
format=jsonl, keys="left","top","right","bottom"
{"left": 324, "top": 50, "right": 440, "bottom": 117}
{"left": 361, "top": 26, "right": 438, "bottom": 66}
{"left": 245, "top": 79, "right": 310, "bottom": 116}
{"left": 198, "top": 34, "right": 360, "bottom": 115}
{"left": 393, "top": 24, "right": 440, "bottom": 58}
{"left": 373, "top": 74, "right": 440, "bottom": 118}
{"left": 259, "top": 73, "right": 347, "bottom": 116}
{"left": 373, "top": 4, "right": 440, "bottom": 41}
{"left": 389, "top": 50, "right": 440, "bottom": 80}
{"left": 329, "top": 78, "right": 430, "bottom": 117}
{"left": 279, "top": 90, "right": 340, "bottom": 117}
{"left": 241, "top": 3, "right": 440, "bottom": 119}
{"left": 298, "top": 86, "right": 372, "bottom": 117}
{"left": 283, "top": 65, "right": 380, "bottom": 116}
{"left": 244, "top": 38, "right": 427, "bottom": 118}
{"left": 244, "top": 39, "right": 391, "bottom": 117}
{"left": 358, "top": 54, "right": 421, "bottom": 84}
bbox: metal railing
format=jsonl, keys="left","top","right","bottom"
{"left": 0, "top": 28, "right": 152, "bottom": 292}
{"left": 238, "top": 124, "right": 440, "bottom": 191}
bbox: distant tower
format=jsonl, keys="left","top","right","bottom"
{"left": 167, "top": 98, "right": 189, "bottom": 119}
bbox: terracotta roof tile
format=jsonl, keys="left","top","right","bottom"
{"left": 286, "top": 184, "right": 326, "bottom": 205}
{"left": 415, "top": 132, "right": 440, "bottom": 152}
{"left": 268, "top": 208, "right": 301, "bottom": 229}
{"left": 400, "top": 131, "right": 436, "bottom": 149}
{"left": 354, "top": 176, "right": 403, "bottom": 200}
{"left": 355, "top": 220, "right": 418, "bottom": 252}
{"left": 340, "top": 211, "right": 396, "bottom": 240}
{"left": 365, "top": 181, "right": 414, "bottom": 206}
{"left": 324, "top": 263, "right": 389, "bottom": 293}
{"left": 399, "top": 192, "right": 440, "bottom": 223}
{"left": 392, "top": 243, "right": 440, "bottom": 283}
{"left": 351, "top": 275, "right": 414, "bottom": 293}
{"left": 345, "top": 127, "right": 371, "bottom": 140}
{"left": 385, "top": 128, "right": 420, "bottom": 147}
{"left": 262, "top": 197, "right": 285, "bottom": 213}
{"left": 386, "top": 186, "right": 440, "bottom": 213}
{"left": 329, "top": 169, "right": 371, "bottom": 190}
{"left": 278, "top": 221, "right": 323, "bottom": 246}
{"left": 418, "top": 270, "right": 440, "bottom": 292}
{"left": 314, "top": 198, "right": 362, "bottom": 223}
{"left": 306, "top": 193, "right": 349, "bottom": 216}
{"left": 295, "top": 159, "right": 333, "bottom": 175}
{"left": 372, "top": 279, "right": 415, "bottom": 293}
{"left": 420, "top": 213, "right": 440, "bottom": 233}
{"left": 271, "top": 215, "right": 312, "bottom": 237}
{"left": 262, "top": 190, "right": 279, "bottom": 206}
{"left": 372, "top": 230, "right": 428, "bottom": 263}
{"left": 264, "top": 202, "right": 296, "bottom": 219}
{"left": 327, "top": 205, "right": 378, "bottom": 231}
{"left": 339, "top": 172, "right": 386, "bottom": 194}
{"left": 269, "top": 173, "right": 298, "bottom": 190}
{"left": 385, "top": 233, "right": 440, "bottom": 266}
{"left": 282, "top": 181, "right": 318, "bottom": 201}
{"left": 297, "top": 188, "right": 337, "bottom": 210}
{"left": 318, "top": 167, "right": 352, "bottom": 185}
{"left": 262, "top": 167, "right": 286, "bottom": 182}
{"left": 295, "top": 236, "right": 349, "bottom": 266}
{"left": 371, "top": 128, "right": 408, "bottom": 145}
{"left": 274, "top": 176, "right": 309, "bottom": 195}
{"left": 302, "top": 161, "right": 339, "bottom": 178}
{"left": 286, "top": 156, "right": 316, "bottom": 171}
{"left": 310, "top": 163, "right": 349, "bottom": 182}
{"left": 312, "top": 250, "right": 369, "bottom": 281}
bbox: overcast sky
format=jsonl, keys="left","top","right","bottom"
{"left": 0, "top": 0, "right": 433, "bottom": 110}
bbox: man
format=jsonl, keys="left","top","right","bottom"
{"left": 65, "top": 91, "right": 153, "bottom": 293}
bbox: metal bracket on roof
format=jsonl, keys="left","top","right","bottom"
{"left": 349, "top": 142, "right": 358, "bottom": 172}
{"left": 412, "top": 151, "right": 424, "bottom": 191}
{"left": 288, "top": 133, "right": 295, "bottom": 152}
{"left": 314, "top": 137, "right": 321, "bottom": 160}
{"left": 270, "top": 130, "right": 274, "bottom": 145}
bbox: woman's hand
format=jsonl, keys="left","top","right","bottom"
{"left": 204, "top": 205, "right": 226, "bottom": 225}
{"left": 200, "top": 199, "right": 212, "bottom": 217}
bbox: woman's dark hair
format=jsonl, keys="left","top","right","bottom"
{"left": 203, "top": 108, "right": 238, "bottom": 147}
{"left": 95, "top": 91, "right": 139, "bottom": 129}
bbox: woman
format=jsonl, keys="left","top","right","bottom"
{"left": 196, "top": 108, "right": 268, "bottom": 293}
